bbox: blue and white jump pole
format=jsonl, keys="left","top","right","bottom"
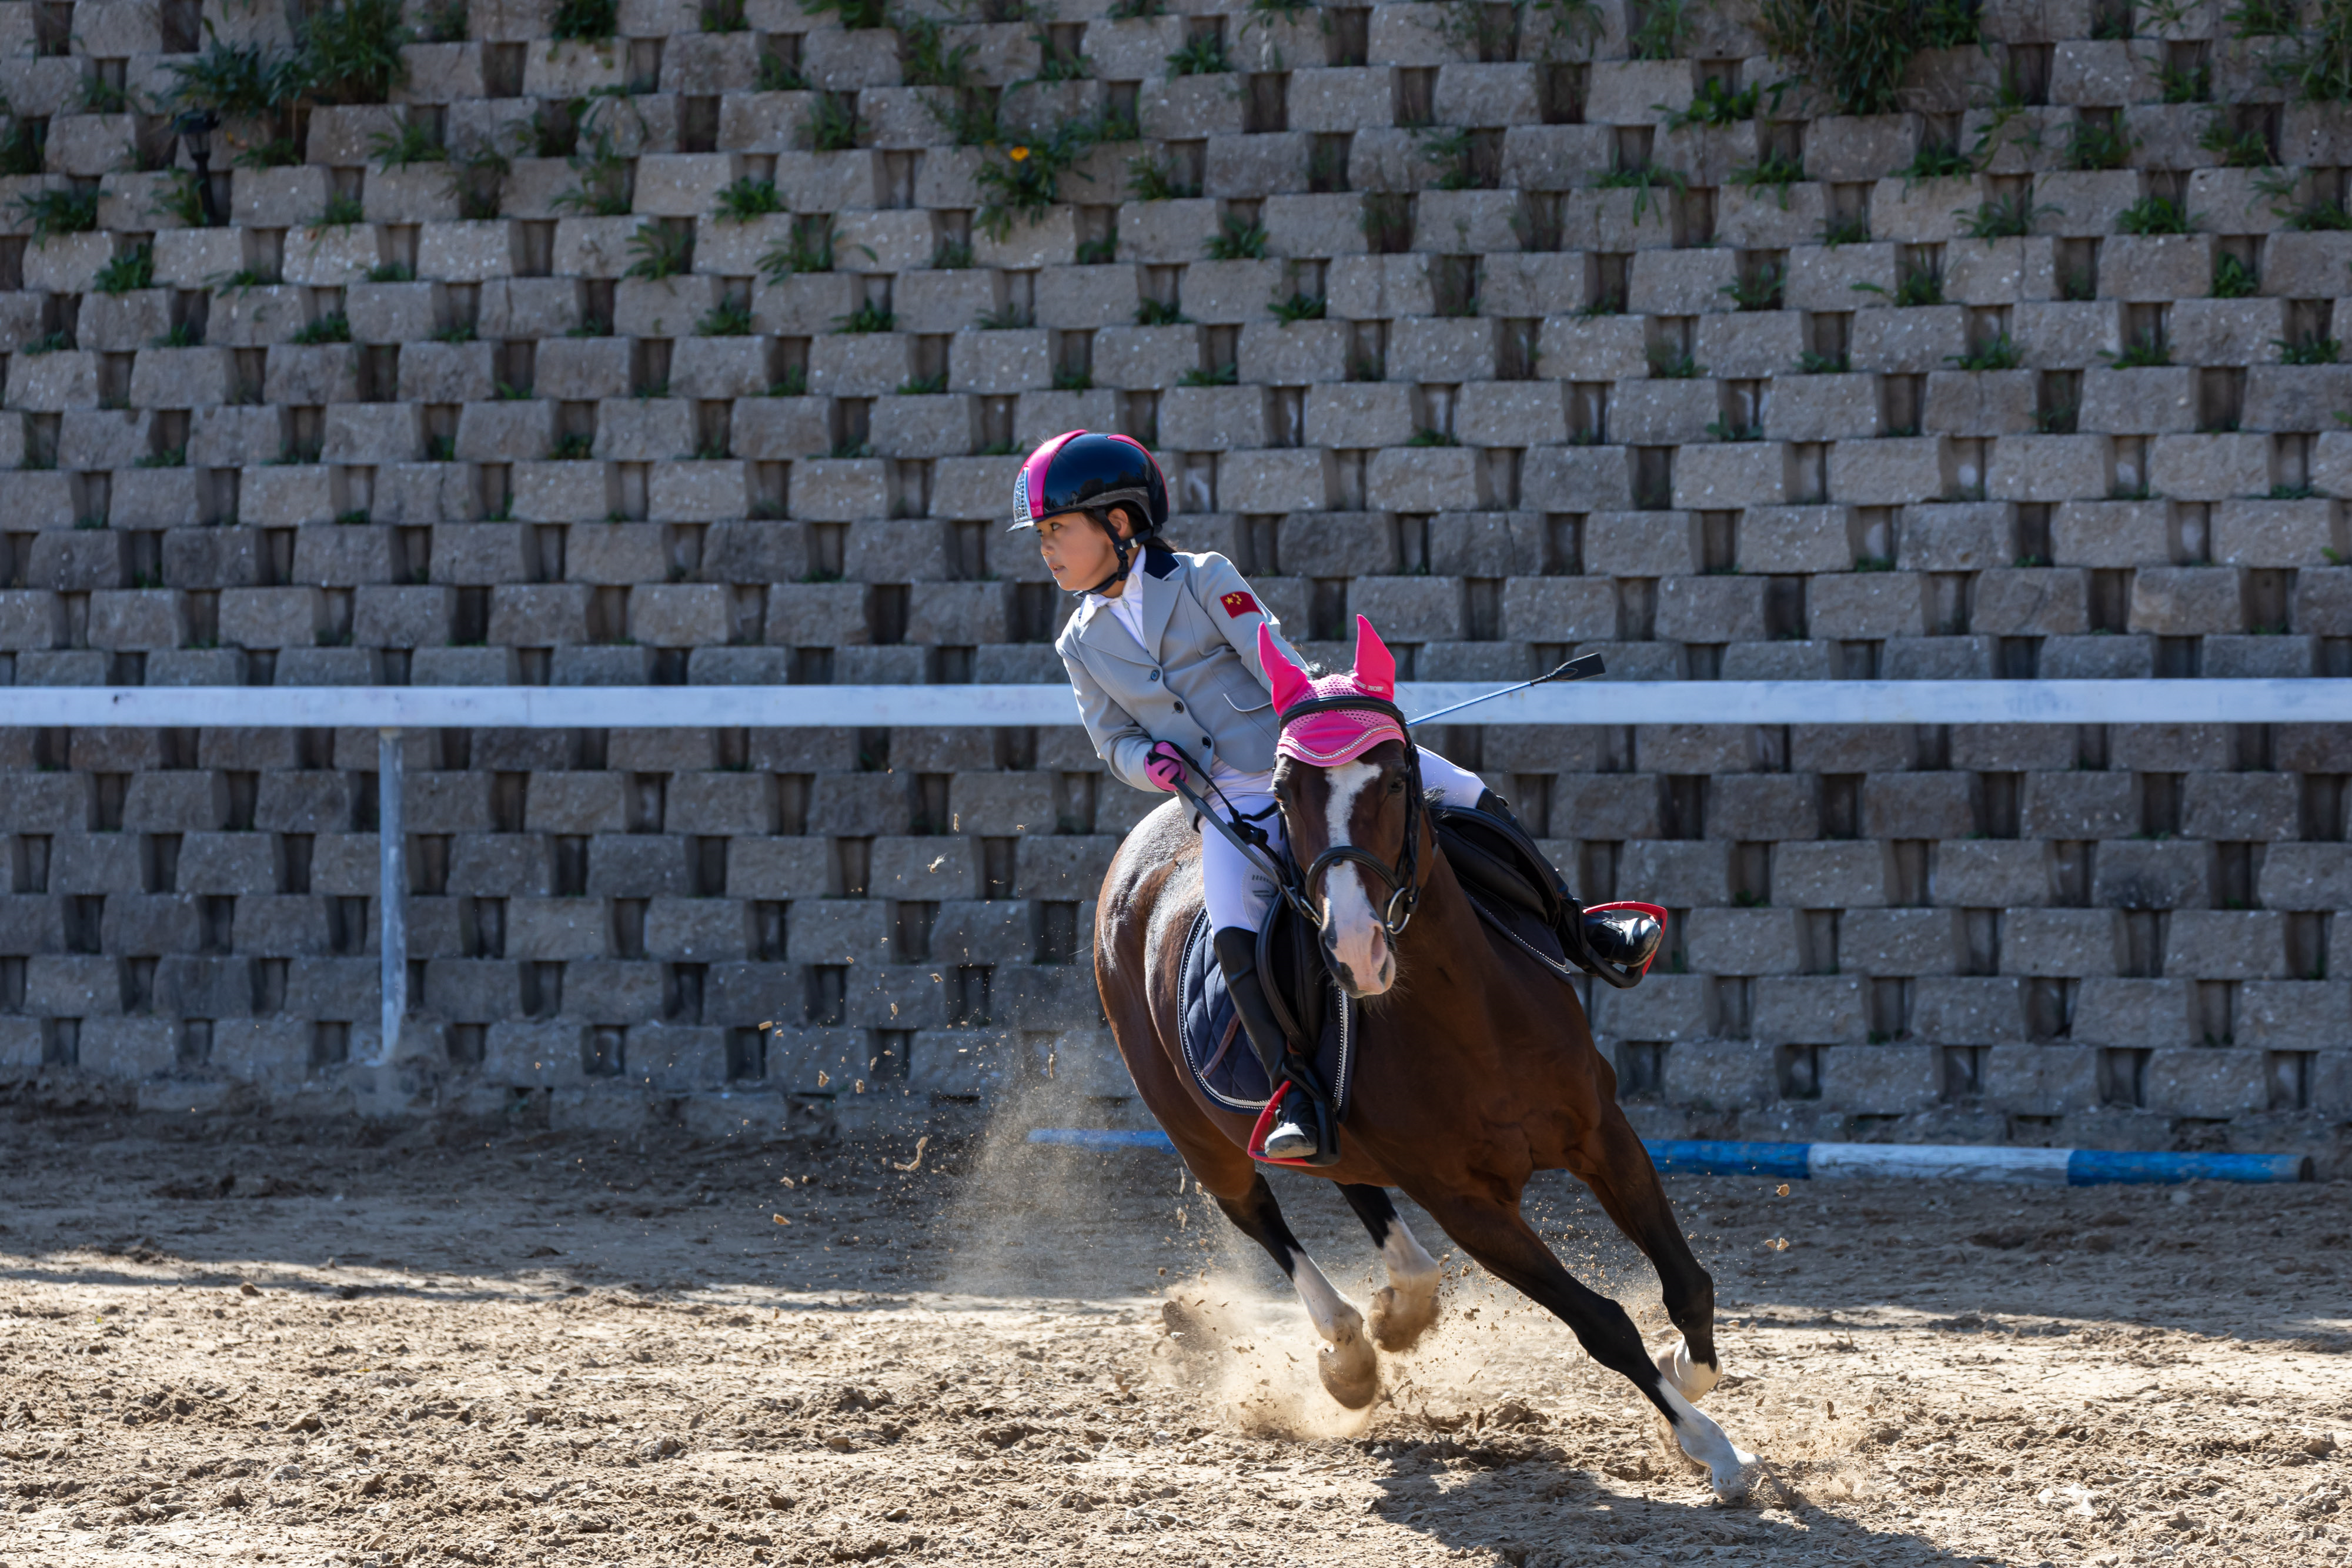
{"left": 1024, "top": 1129, "right": 2314, "bottom": 1185}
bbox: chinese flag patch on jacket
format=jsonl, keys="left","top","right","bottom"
{"left": 1219, "top": 590, "right": 1260, "bottom": 618}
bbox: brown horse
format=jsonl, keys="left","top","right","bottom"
{"left": 1092, "top": 633, "right": 1760, "bottom": 1498}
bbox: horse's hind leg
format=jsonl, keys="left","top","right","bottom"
{"left": 1208, "top": 1174, "right": 1379, "bottom": 1409}
{"left": 1339, "top": 1184, "right": 1442, "bottom": 1353}
{"left": 1565, "top": 1106, "right": 1722, "bottom": 1402}
{"left": 1402, "top": 1183, "right": 1759, "bottom": 1499}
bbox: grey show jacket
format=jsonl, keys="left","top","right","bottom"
{"left": 1057, "top": 548, "right": 1309, "bottom": 793}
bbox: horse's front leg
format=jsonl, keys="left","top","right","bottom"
{"left": 1401, "top": 1180, "right": 1760, "bottom": 1499}
{"left": 1563, "top": 1102, "right": 1722, "bottom": 1402}
{"left": 1206, "top": 1173, "right": 1379, "bottom": 1409}
{"left": 1339, "top": 1183, "right": 1442, "bottom": 1352}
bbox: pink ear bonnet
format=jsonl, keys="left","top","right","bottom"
{"left": 1259, "top": 618, "right": 1410, "bottom": 767}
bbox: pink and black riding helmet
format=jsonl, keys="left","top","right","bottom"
{"left": 1007, "top": 430, "right": 1171, "bottom": 594}
{"left": 1007, "top": 430, "right": 1169, "bottom": 535}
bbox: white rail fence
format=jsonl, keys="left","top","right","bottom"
{"left": 5, "top": 679, "right": 2349, "bottom": 1067}
{"left": 5, "top": 677, "right": 2351, "bottom": 728}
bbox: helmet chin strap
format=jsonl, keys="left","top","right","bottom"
{"left": 1072, "top": 517, "right": 1137, "bottom": 597}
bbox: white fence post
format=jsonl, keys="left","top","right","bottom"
{"left": 375, "top": 727, "right": 406, "bottom": 1067}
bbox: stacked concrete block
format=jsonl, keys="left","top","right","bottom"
{"left": 0, "top": 0, "right": 2343, "bottom": 1151}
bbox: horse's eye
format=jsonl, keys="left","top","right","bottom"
{"left": 1387, "top": 775, "right": 1404, "bottom": 794}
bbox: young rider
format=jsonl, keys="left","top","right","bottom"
{"left": 1014, "top": 431, "right": 1657, "bottom": 1161}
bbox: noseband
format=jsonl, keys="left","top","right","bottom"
{"left": 1275, "top": 694, "right": 1425, "bottom": 940}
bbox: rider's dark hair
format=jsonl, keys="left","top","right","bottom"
{"left": 1093, "top": 504, "right": 1174, "bottom": 559}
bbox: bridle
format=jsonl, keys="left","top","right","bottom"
{"left": 1274, "top": 693, "right": 1426, "bottom": 941}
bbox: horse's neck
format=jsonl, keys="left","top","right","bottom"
{"left": 1381, "top": 850, "right": 1531, "bottom": 1044}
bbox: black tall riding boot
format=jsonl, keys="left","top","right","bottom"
{"left": 1474, "top": 789, "right": 1665, "bottom": 973}
{"left": 1211, "top": 927, "right": 1332, "bottom": 1164}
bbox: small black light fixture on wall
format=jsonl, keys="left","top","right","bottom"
{"left": 174, "top": 109, "right": 220, "bottom": 228}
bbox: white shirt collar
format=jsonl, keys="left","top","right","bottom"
{"left": 1087, "top": 572, "right": 1150, "bottom": 653}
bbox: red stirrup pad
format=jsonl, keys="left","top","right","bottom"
{"left": 1247, "top": 1084, "right": 1322, "bottom": 1169}
{"left": 1583, "top": 901, "right": 1669, "bottom": 978}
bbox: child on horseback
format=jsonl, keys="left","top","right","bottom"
{"left": 1014, "top": 430, "right": 1658, "bottom": 1162}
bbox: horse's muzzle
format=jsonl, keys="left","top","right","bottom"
{"left": 1321, "top": 920, "right": 1393, "bottom": 998}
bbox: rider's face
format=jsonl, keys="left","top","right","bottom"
{"left": 1035, "top": 509, "right": 1131, "bottom": 594}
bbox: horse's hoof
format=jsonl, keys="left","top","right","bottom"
{"left": 1663, "top": 1401, "right": 1758, "bottom": 1499}
{"left": 1316, "top": 1333, "right": 1379, "bottom": 1410}
{"left": 1367, "top": 1282, "right": 1438, "bottom": 1354}
{"left": 1708, "top": 1448, "right": 1763, "bottom": 1502}
{"left": 1655, "top": 1339, "right": 1720, "bottom": 1403}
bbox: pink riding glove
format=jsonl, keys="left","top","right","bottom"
{"left": 1144, "top": 742, "right": 1187, "bottom": 792}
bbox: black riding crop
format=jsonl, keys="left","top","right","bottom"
{"left": 1157, "top": 653, "right": 1606, "bottom": 851}
{"left": 1405, "top": 650, "right": 1608, "bottom": 727}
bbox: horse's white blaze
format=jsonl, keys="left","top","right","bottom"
{"left": 1658, "top": 1381, "right": 1759, "bottom": 1499}
{"left": 1288, "top": 1252, "right": 1363, "bottom": 1345}
{"left": 1320, "top": 760, "right": 1394, "bottom": 994}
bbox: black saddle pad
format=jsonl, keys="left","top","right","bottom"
{"left": 1177, "top": 906, "right": 1357, "bottom": 1117}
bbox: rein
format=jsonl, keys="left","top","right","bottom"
{"left": 1272, "top": 693, "right": 1426, "bottom": 940}
{"left": 1163, "top": 764, "right": 1319, "bottom": 928}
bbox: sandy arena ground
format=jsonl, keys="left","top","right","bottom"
{"left": 0, "top": 1093, "right": 2344, "bottom": 1568}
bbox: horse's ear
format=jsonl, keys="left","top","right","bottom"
{"left": 1258, "top": 623, "right": 1314, "bottom": 713}
{"left": 1352, "top": 616, "right": 1396, "bottom": 698}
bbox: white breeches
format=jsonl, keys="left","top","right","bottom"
{"left": 1200, "top": 747, "right": 1488, "bottom": 932}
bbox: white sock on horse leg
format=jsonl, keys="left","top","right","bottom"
{"left": 1292, "top": 1245, "right": 1380, "bottom": 1407}
{"left": 1381, "top": 1216, "right": 1440, "bottom": 1292}
{"left": 1287, "top": 1252, "right": 1363, "bottom": 1345}
{"left": 1657, "top": 1380, "right": 1758, "bottom": 1495}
